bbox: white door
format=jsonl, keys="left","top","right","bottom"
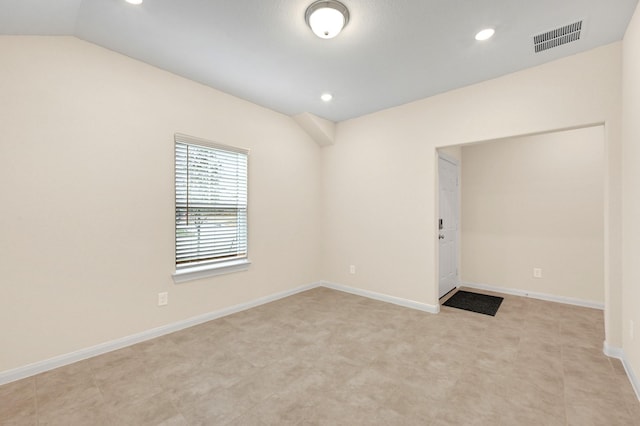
{"left": 438, "top": 155, "right": 459, "bottom": 298}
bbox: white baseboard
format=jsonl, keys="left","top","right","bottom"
{"left": 460, "top": 281, "right": 604, "bottom": 310}
{"left": 603, "top": 341, "right": 624, "bottom": 358}
{"left": 0, "top": 282, "right": 320, "bottom": 386}
{"left": 11, "top": 279, "right": 606, "bottom": 387}
{"left": 0, "top": 281, "right": 439, "bottom": 385}
{"left": 603, "top": 342, "right": 640, "bottom": 402}
{"left": 321, "top": 281, "right": 439, "bottom": 314}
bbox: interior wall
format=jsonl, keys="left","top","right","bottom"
{"left": 460, "top": 127, "right": 604, "bottom": 303}
{"left": 437, "top": 146, "right": 462, "bottom": 162}
{"left": 0, "top": 35, "right": 630, "bottom": 378}
{"left": 0, "top": 36, "right": 321, "bottom": 373}
{"left": 622, "top": 2, "right": 640, "bottom": 393}
{"left": 322, "top": 42, "right": 622, "bottom": 343}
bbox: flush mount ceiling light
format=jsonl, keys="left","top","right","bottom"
{"left": 305, "top": 0, "right": 350, "bottom": 39}
{"left": 125, "top": 0, "right": 143, "bottom": 4}
{"left": 475, "top": 28, "right": 495, "bottom": 41}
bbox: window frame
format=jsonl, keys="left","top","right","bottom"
{"left": 172, "top": 133, "right": 250, "bottom": 283}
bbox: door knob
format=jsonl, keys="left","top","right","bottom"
{"left": 439, "top": 234, "right": 445, "bottom": 239}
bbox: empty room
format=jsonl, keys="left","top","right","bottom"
{"left": 2, "top": 0, "right": 640, "bottom": 424}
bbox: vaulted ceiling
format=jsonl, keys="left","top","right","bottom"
{"left": 2, "top": 0, "right": 638, "bottom": 121}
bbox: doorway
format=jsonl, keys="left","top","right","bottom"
{"left": 438, "top": 154, "right": 459, "bottom": 298}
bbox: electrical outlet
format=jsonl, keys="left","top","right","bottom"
{"left": 349, "top": 265, "right": 356, "bottom": 274}
{"left": 158, "top": 292, "right": 168, "bottom": 306}
{"left": 533, "top": 268, "right": 542, "bottom": 279}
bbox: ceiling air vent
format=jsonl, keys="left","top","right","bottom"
{"left": 534, "top": 21, "right": 582, "bottom": 53}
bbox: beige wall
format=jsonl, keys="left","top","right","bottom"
{"left": 622, "top": 2, "right": 640, "bottom": 392}
{"left": 0, "top": 37, "right": 321, "bottom": 372}
{"left": 0, "top": 34, "right": 630, "bottom": 377}
{"left": 322, "top": 42, "right": 622, "bottom": 344}
{"left": 437, "top": 146, "right": 462, "bottom": 162}
{"left": 460, "top": 127, "right": 604, "bottom": 303}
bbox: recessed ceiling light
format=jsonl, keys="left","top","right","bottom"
{"left": 475, "top": 28, "right": 495, "bottom": 41}
{"left": 125, "top": 0, "right": 143, "bottom": 5}
{"left": 321, "top": 93, "right": 333, "bottom": 102}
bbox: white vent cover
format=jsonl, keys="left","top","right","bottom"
{"left": 534, "top": 21, "right": 582, "bottom": 53}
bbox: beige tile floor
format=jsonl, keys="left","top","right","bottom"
{"left": 1, "top": 286, "right": 639, "bottom": 425}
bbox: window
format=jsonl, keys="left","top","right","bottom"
{"left": 173, "top": 133, "right": 249, "bottom": 282}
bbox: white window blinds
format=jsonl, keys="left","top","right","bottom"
{"left": 175, "top": 134, "right": 248, "bottom": 269}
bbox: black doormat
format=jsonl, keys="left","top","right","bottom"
{"left": 443, "top": 290, "right": 503, "bottom": 316}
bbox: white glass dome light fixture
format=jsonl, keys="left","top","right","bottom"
{"left": 305, "top": 0, "right": 350, "bottom": 39}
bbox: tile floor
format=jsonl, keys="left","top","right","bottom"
{"left": 1, "top": 287, "right": 639, "bottom": 425}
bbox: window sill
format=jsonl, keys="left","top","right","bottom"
{"left": 172, "top": 259, "right": 251, "bottom": 284}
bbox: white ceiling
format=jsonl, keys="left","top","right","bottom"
{"left": 1, "top": 0, "right": 638, "bottom": 122}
